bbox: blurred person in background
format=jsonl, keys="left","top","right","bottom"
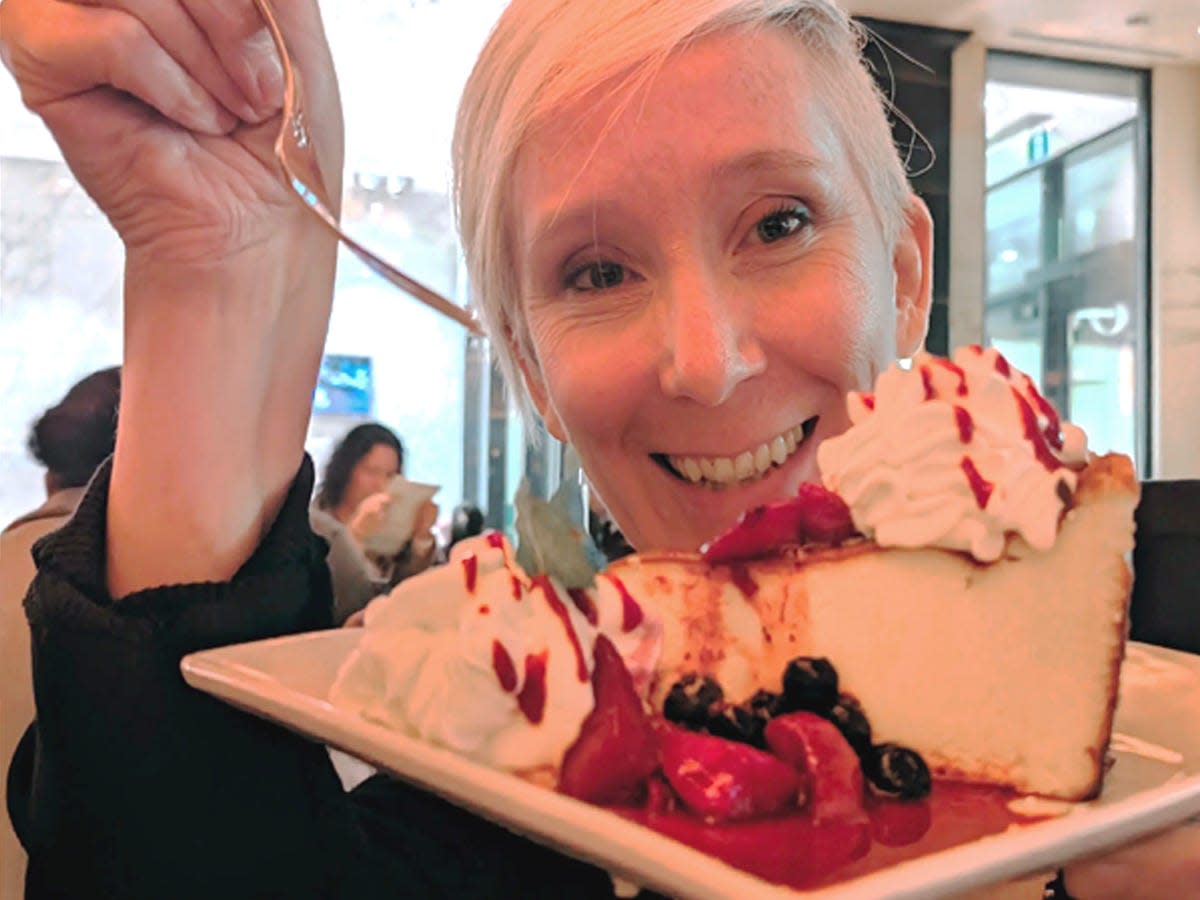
{"left": 310, "top": 422, "right": 439, "bottom": 624}
{"left": 447, "top": 502, "right": 485, "bottom": 553}
{"left": 1, "top": 365, "right": 120, "bottom": 899}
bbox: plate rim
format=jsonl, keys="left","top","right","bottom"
{"left": 181, "top": 632, "right": 1200, "bottom": 899}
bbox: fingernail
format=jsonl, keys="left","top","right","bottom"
{"left": 245, "top": 28, "right": 284, "bottom": 111}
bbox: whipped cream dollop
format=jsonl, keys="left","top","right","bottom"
{"left": 329, "top": 532, "right": 662, "bottom": 771}
{"left": 817, "top": 345, "right": 1089, "bottom": 562}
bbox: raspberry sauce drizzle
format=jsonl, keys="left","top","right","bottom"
{"left": 533, "top": 576, "right": 590, "bottom": 682}
{"left": 516, "top": 652, "right": 548, "bottom": 723}
{"left": 961, "top": 457, "right": 994, "bottom": 509}
{"left": 605, "top": 574, "right": 645, "bottom": 632}
{"left": 954, "top": 406, "right": 974, "bottom": 444}
{"left": 567, "top": 588, "right": 599, "bottom": 626}
{"left": 931, "top": 356, "right": 969, "bottom": 396}
{"left": 491, "top": 640, "right": 517, "bottom": 692}
{"left": 1011, "top": 387, "right": 1061, "bottom": 471}
{"left": 462, "top": 554, "right": 478, "bottom": 593}
{"left": 919, "top": 366, "right": 935, "bottom": 401}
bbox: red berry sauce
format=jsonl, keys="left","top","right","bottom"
{"left": 462, "top": 554, "right": 479, "bottom": 593}
{"left": 533, "top": 576, "right": 590, "bottom": 683}
{"left": 613, "top": 780, "right": 1047, "bottom": 890}
{"left": 516, "top": 651, "right": 548, "bottom": 724}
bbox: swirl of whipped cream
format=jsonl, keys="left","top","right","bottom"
{"left": 329, "top": 533, "right": 661, "bottom": 771}
{"left": 817, "top": 346, "right": 1088, "bottom": 562}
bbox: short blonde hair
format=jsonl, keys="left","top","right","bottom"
{"left": 452, "top": 0, "right": 911, "bottom": 418}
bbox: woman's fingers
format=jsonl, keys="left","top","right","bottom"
{"left": 179, "top": 0, "right": 284, "bottom": 113}
{"left": 1, "top": 0, "right": 236, "bottom": 136}
{"left": 79, "top": 0, "right": 271, "bottom": 123}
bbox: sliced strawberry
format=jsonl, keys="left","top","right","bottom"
{"left": 658, "top": 724, "right": 802, "bottom": 823}
{"left": 764, "top": 712, "right": 866, "bottom": 825}
{"left": 701, "top": 485, "right": 855, "bottom": 564}
{"left": 794, "top": 482, "right": 855, "bottom": 545}
{"left": 559, "top": 635, "right": 658, "bottom": 804}
{"left": 701, "top": 498, "right": 808, "bottom": 563}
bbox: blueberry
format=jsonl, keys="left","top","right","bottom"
{"left": 747, "top": 689, "right": 783, "bottom": 719}
{"left": 828, "top": 693, "right": 873, "bottom": 758}
{"left": 780, "top": 656, "right": 838, "bottom": 715}
{"left": 663, "top": 673, "right": 723, "bottom": 728}
{"left": 705, "top": 702, "right": 768, "bottom": 748}
{"left": 865, "top": 743, "right": 931, "bottom": 799}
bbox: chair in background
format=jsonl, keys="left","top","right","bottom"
{"left": 1129, "top": 480, "right": 1200, "bottom": 656}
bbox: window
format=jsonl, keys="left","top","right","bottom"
{"left": 983, "top": 54, "right": 1147, "bottom": 468}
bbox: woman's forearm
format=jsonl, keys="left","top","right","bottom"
{"left": 108, "top": 229, "right": 336, "bottom": 597}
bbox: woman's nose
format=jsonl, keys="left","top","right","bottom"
{"left": 657, "top": 272, "right": 765, "bottom": 406}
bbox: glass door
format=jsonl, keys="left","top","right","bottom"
{"left": 983, "top": 54, "right": 1147, "bottom": 469}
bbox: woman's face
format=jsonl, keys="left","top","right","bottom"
{"left": 510, "top": 28, "right": 931, "bottom": 552}
{"left": 344, "top": 443, "right": 400, "bottom": 513}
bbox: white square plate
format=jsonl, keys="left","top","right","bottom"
{"left": 182, "top": 636, "right": 1200, "bottom": 899}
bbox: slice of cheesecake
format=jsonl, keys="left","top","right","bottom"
{"left": 609, "top": 453, "right": 1137, "bottom": 801}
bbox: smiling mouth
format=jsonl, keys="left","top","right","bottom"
{"left": 652, "top": 416, "right": 819, "bottom": 489}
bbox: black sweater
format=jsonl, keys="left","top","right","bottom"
{"left": 8, "top": 458, "right": 624, "bottom": 899}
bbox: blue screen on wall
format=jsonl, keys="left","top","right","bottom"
{"left": 313, "top": 354, "right": 373, "bottom": 416}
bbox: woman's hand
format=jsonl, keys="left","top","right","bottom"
{"left": 413, "top": 500, "right": 440, "bottom": 542}
{"left": 0, "top": 0, "right": 341, "bottom": 266}
{"left": 349, "top": 493, "right": 393, "bottom": 546}
{"left": 0, "top": 0, "right": 345, "bottom": 595}
{"left": 1063, "top": 820, "right": 1200, "bottom": 899}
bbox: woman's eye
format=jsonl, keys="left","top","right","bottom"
{"left": 755, "top": 204, "right": 811, "bottom": 244}
{"left": 568, "top": 260, "right": 626, "bottom": 292}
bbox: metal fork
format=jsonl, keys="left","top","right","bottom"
{"left": 252, "top": 0, "right": 484, "bottom": 335}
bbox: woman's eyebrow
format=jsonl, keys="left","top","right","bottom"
{"left": 708, "top": 148, "right": 829, "bottom": 182}
{"left": 523, "top": 149, "right": 830, "bottom": 252}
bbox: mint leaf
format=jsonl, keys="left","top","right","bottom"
{"left": 514, "top": 478, "right": 605, "bottom": 588}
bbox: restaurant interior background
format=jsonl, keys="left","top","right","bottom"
{"left": 1, "top": 0, "right": 1198, "bottom": 537}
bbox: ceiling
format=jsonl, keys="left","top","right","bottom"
{"left": 846, "top": 0, "right": 1200, "bottom": 65}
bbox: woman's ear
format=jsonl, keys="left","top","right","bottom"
{"left": 512, "top": 339, "right": 568, "bottom": 442}
{"left": 892, "top": 194, "right": 934, "bottom": 358}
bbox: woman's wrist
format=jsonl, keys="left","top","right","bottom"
{"left": 108, "top": 230, "right": 336, "bottom": 597}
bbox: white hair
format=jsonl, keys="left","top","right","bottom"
{"left": 452, "top": 0, "right": 912, "bottom": 420}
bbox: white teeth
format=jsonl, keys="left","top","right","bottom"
{"left": 713, "top": 457, "right": 735, "bottom": 482}
{"left": 666, "top": 419, "right": 816, "bottom": 488}
{"left": 754, "top": 443, "right": 771, "bottom": 472}
{"left": 770, "top": 435, "right": 788, "bottom": 465}
{"left": 734, "top": 451, "right": 755, "bottom": 480}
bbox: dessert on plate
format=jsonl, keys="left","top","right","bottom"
{"left": 329, "top": 345, "right": 1138, "bottom": 889}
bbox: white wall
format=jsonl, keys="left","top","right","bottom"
{"left": 1150, "top": 65, "right": 1200, "bottom": 479}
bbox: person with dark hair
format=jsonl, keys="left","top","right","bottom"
{"left": 448, "top": 502, "right": 485, "bottom": 551}
{"left": 1, "top": 365, "right": 120, "bottom": 898}
{"left": 310, "top": 422, "right": 439, "bottom": 624}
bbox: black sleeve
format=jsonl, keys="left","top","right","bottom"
{"left": 10, "top": 458, "right": 649, "bottom": 900}
{"left": 13, "top": 456, "right": 367, "bottom": 900}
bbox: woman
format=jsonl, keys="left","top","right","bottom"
{"left": 311, "top": 423, "right": 439, "bottom": 624}
{"left": 0, "top": 0, "right": 1192, "bottom": 897}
